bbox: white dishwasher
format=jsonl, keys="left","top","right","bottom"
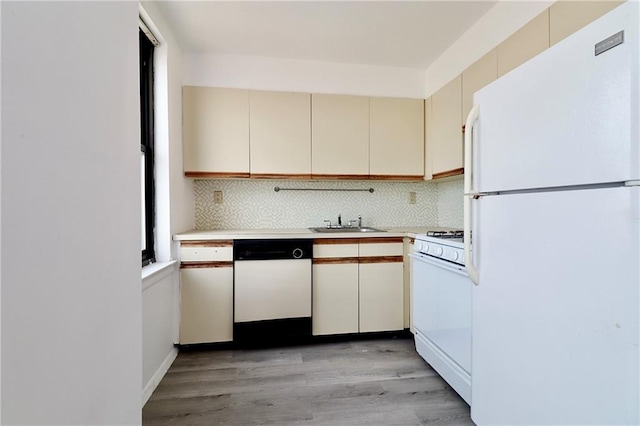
{"left": 233, "top": 239, "right": 312, "bottom": 345}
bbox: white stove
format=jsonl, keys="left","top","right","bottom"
{"left": 410, "top": 229, "right": 471, "bottom": 404}
{"left": 414, "top": 230, "right": 465, "bottom": 266}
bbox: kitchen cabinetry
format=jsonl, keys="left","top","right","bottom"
{"left": 312, "top": 240, "right": 359, "bottom": 336}
{"left": 369, "top": 97, "right": 424, "bottom": 179}
{"left": 358, "top": 238, "right": 404, "bottom": 333}
{"left": 249, "top": 90, "right": 311, "bottom": 178}
{"left": 182, "top": 86, "right": 250, "bottom": 178}
{"left": 430, "top": 75, "right": 463, "bottom": 179}
{"left": 497, "top": 9, "right": 550, "bottom": 77}
{"left": 179, "top": 241, "right": 234, "bottom": 344}
{"left": 312, "top": 237, "right": 404, "bottom": 335}
{"left": 462, "top": 49, "right": 498, "bottom": 124}
{"left": 550, "top": 1, "right": 623, "bottom": 46}
{"left": 311, "top": 94, "right": 369, "bottom": 178}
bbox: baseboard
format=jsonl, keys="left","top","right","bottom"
{"left": 142, "top": 347, "right": 178, "bottom": 405}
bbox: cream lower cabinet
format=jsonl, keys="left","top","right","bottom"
{"left": 312, "top": 240, "right": 359, "bottom": 336}
{"left": 179, "top": 266, "right": 233, "bottom": 344}
{"left": 312, "top": 262, "right": 359, "bottom": 335}
{"left": 179, "top": 240, "right": 234, "bottom": 344}
{"left": 359, "top": 261, "right": 404, "bottom": 333}
{"left": 358, "top": 239, "right": 404, "bottom": 333}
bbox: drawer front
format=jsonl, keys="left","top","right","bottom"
{"left": 180, "top": 241, "right": 233, "bottom": 262}
{"left": 359, "top": 242, "right": 403, "bottom": 257}
{"left": 313, "top": 243, "right": 359, "bottom": 258}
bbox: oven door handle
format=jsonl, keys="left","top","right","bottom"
{"left": 464, "top": 104, "right": 480, "bottom": 286}
{"left": 409, "top": 253, "right": 468, "bottom": 276}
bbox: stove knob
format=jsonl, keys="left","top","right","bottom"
{"left": 451, "top": 252, "right": 459, "bottom": 261}
{"left": 415, "top": 242, "right": 423, "bottom": 252}
{"left": 435, "top": 247, "right": 443, "bottom": 256}
{"left": 423, "top": 243, "right": 430, "bottom": 253}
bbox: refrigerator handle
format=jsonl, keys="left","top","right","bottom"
{"left": 464, "top": 104, "right": 480, "bottom": 285}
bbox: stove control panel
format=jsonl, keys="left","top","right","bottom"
{"left": 414, "top": 235, "right": 465, "bottom": 266}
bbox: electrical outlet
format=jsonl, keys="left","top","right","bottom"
{"left": 214, "top": 190, "right": 223, "bottom": 204}
{"left": 409, "top": 192, "right": 416, "bottom": 204}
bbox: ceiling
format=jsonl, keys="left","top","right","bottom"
{"left": 155, "top": 1, "right": 497, "bottom": 69}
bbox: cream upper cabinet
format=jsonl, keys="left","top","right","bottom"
{"left": 424, "top": 97, "right": 433, "bottom": 180}
{"left": 311, "top": 94, "right": 369, "bottom": 177}
{"left": 550, "top": 1, "right": 624, "bottom": 46}
{"left": 182, "top": 86, "right": 250, "bottom": 177}
{"left": 369, "top": 97, "right": 424, "bottom": 178}
{"left": 249, "top": 90, "right": 311, "bottom": 177}
{"left": 430, "top": 75, "right": 463, "bottom": 177}
{"left": 462, "top": 49, "right": 498, "bottom": 123}
{"left": 497, "top": 9, "right": 550, "bottom": 78}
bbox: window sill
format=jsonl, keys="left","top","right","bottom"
{"left": 142, "top": 260, "right": 178, "bottom": 291}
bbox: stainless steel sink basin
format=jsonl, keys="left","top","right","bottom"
{"left": 309, "top": 227, "right": 386, "bottom": 233}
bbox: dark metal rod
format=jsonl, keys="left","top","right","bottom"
{"left": 274, "top": 186, "right": 374, "bottom": 193}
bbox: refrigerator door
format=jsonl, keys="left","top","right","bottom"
{"left": 471, "top": 187, "right": 639, "bottom": 425}
{"left": 472, "top": 2, "right": 639, "bottom": 193}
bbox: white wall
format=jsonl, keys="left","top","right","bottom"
{"left": 2, "top": 2, "right": 141, "bottom": 425}
{"left": 184, "top": 53, "right": 427, "bottom": 98}
{"left": 140, "top": 1, "right": 192, "bottom": 405}
{"left": 425, "top": 0, "right": 553, "bottom": 96}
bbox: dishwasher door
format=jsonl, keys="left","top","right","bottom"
{"left": 234, "top": 258, "right": 312, "bottom": 323}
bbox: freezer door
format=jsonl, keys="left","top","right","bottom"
{"left": 471, "top": 187, "right": 639, "bottom": 425}
{"left": 473, "top": 2, "right": 639, "bottom": 193}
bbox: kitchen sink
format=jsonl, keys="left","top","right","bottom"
{"left": 309, "top": 227, "right": 386, "bottom": 233}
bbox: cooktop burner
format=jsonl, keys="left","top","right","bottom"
{"left": 427, "top": 230, "right": 464, "bottom": 239}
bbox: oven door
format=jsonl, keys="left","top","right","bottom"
{"left": 411, "top": 253, "right": 472, "bottom": 374}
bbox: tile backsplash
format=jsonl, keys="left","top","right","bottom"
{"left": 193, "top": 177, "right": 463, "bottom": 230}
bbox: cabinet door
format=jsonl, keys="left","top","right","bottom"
{"left": 424, "top": 97, "right": 433, "bottom": 180}
{"left": 359, "top": 261, "right": 404, "bottom": 333}
{"left": 462, "top": 49, "right": 497, "bottom": 124}
{"left": 497, "top": 10, "right": 550, "bottom": 77}
{"left": 179, "top": 266, "right": 233, "bottom": 344}
{"left": 312, "top": 94, "right": 369, "bottom": 177}
{"left": 249, "top": 90, "right": 311, "bottom": 177}
{"left": 369, "top": 97, "right": 424, "bottom": 178}
{"left": 312, "top": 262, "right": 359, "bottom": 336}
{"left": 182, "top": 86, "right": 250, "bottom": 177}
{"left": 550, "top": 1, "right": 624, "bottom": 46}
{"left": 431, "top": 75, "right": 463, "bottom": 177}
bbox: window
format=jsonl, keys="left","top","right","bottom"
{"left": 140, "top": 28, "right": 155, "bottom": 266}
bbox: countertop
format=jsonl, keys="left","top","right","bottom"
{"left": 173, "top": 227, "right": 455, "bottom": 241}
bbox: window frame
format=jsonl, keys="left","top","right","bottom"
{"left": 140, "top": 28, "right": 156, "bottom": 266}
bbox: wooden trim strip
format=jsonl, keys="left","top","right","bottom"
{"left": 358, "top": 237, "right": 404, "bottom": 244}
{"left": 185, "top": 171, "right": 250, "bottom": 179}
{"left": 313, "top": 257, "right": 359, "bottom": 265}
{"left": 313, "top": 238, "right": 360, "bottom": 245}
{"left": 181, "top": 240, "right": 233, "bottom": 247}
{"left": 250, "top": 173, "right": 312, "bottom": 179}
{"left": 432, "top": 168, "right": 464, "bottom": 180}
{"left": 368, "top": 175, "right": 424, "bottom": 181}
{"left": 311, "top": 174, "right": 369, "bottom": 180}
{"left": 359, "top": 256, "right": 404, "bottom": 264}
{"left": 181, "top": 261, "right": 233, "bottom": 269}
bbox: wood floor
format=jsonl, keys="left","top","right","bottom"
{"left": 143, "top": 336, "right": 475, "bottom": 425}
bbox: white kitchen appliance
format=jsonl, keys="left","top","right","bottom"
{"left": 411, "top": 231, "right": 472, "bottom": 404}
{"left": 464, "top": 2, "right": 639, "bottom": 425}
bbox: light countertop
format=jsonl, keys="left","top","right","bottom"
{"left": 174, "top": 226, "right": 455, "bottom": 241}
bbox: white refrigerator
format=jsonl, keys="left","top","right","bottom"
{"left": 464, "top": 2, "right": 639, "bottom": 425}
